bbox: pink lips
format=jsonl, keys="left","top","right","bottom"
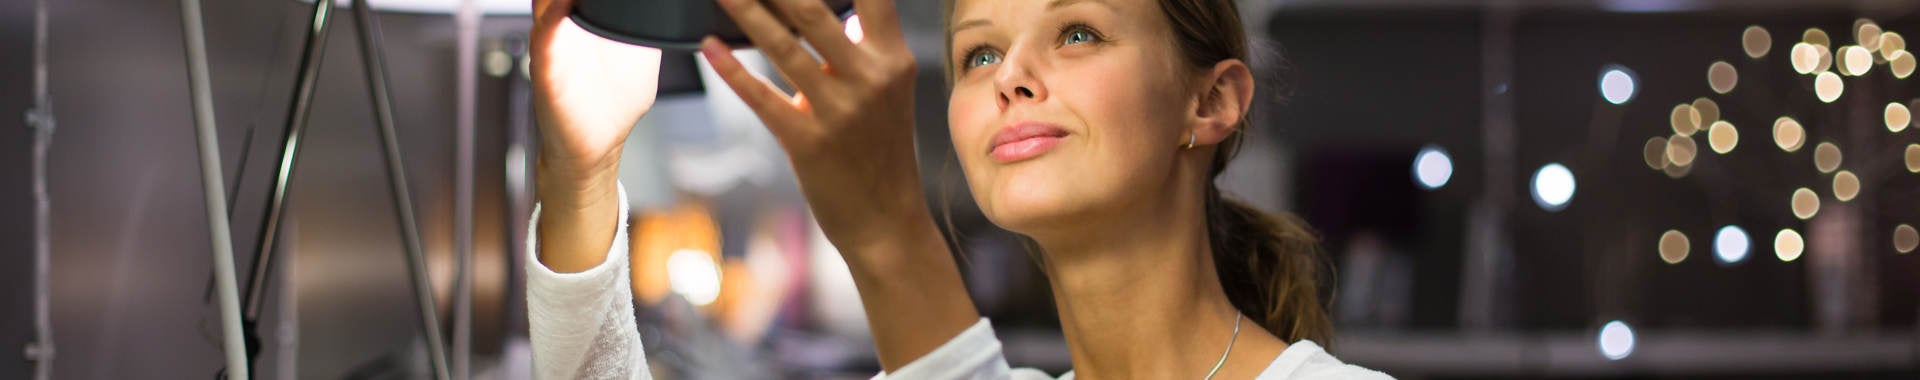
{"left": 988, "top": 122, "right": 1069, "bottom": 163}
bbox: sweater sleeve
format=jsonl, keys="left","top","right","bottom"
{"left": 526, "top": 182, "right": 651, "bottom": 380}
{"left": 873, "top": 318, "right": 1056, "bottom": 380}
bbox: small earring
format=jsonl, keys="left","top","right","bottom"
{"left": 1186, "top": 132, "right": 1197, "bottom": 149}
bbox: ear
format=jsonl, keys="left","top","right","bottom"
{"left": 1187, "top": 59, "right": 1255, "bottom": 147}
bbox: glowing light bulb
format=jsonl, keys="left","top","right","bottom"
{"left": 1791, "top": 43, "right": 1821, "bottom": 74}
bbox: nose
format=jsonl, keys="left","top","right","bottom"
{"left": 993, "top": 51, "right": 1046, "bottom": 109}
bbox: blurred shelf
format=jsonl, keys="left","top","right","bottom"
{"left": 1337, "top": 329, "right": 1917, "bottom": 376}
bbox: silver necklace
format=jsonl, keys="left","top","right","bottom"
{"left": 1202, "top": 314, "right": 1243, "bottom": 380}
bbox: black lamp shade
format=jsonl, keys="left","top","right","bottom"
{"left": 571, "top": 0, "right": 856, "bottom": 50}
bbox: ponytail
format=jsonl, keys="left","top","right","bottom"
{"left": 1206, "top": 188, "right": 1333, "bottom": 345}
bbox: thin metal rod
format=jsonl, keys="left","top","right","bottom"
{"left": 27, "top": 0, "right": 55, "bottom": 378}
{"left": 348, "top": 2, "right": 452, "bottom": 379}
{"left": 179, "top": 0, "right": 252, "bottom": 376}
{"left": 243, "top": 0, "right": 332, "bottom": 322}
{"left": 452, "top": 0, "right": 480, "bottom": 378}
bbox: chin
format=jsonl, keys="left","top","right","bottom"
{"left": 975, "top": 170, "right": 1087, "bottom": 235}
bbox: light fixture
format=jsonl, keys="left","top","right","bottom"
{"left": 571, "top": 0, "right": 855, "bottom": 49}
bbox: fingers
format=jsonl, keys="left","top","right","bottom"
{"left": 852, "top": 0, "right": 902, "bottom": 45}
{"left": 715, "top": 0, "right": 828, "bottom": 93}
{"left": 701, "top": 37, "right": 803, "bottom": 137}
{"left": 763, "top": 0, "right": 860, "bottom": 69}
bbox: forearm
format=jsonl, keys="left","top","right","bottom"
{"left": 840, "top": 208, "right": 982, "bottom": 372}
{"left": 534, "top": 152, "right": 624, "bottom": 273}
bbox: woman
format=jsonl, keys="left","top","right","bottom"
{"left": 526, "top": 0, "right": 1391, "bottom": 378}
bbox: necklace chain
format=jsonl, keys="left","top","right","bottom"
{"left": 1202, "top": 314, "right": 1242, "bottom": 380}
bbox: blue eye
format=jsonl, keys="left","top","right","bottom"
{"left": 1065, "top": 30, "right": 1095, "bottom": 45}
{"left": 967, "top": 51, "right": 1002, "bottom": 68}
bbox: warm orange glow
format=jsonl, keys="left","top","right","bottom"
{"left": 1708, "top": 61, "right": 1738, "bottom": 93}
{"left": 1833, "top": 170, "right": 1860, "bottom": 202}
{"left": 1671, "top": 104, "right": 1701, "bottom": 135}
{"left": 1774, "top": 116, "right": 1806, "bottom": 152}
{"left": 1660, "top": 230, "right": 1690, "bottom": 264}
{"left": 1792, "top": 187, "right": 1821, "bottom": 220}
{"left": 1814, "top": 142, "right": 1843, "bottom": 173}
{"left": 1744, "top": 26, "right": 1773, "bottom": 58}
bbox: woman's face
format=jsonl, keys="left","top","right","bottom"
{"left": 947, "top": 0, "right": 1196, "bottom": 234}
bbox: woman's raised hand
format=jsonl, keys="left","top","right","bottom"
{"left": 702, "top": 0, "right": 922, "bottom": 250}
{"left": 705, "top": 0, "right": 980, "bottom": 371}
{"left": 531, "top": 0, "right": 662, "bottom": 272}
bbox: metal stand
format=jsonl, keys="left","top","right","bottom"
{"left": 215, "top": 0, "right": 453, "bottom": 378}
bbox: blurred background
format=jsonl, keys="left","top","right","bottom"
{"left": 3, "top": 0, "right": 1920, "bottom": 378}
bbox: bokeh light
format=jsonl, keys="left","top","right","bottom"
{"left": 1906, "top": 144, "right": 1920, "bottom": 173}
{"left": 1600, "top": 66, "right": 1637, "bottom": 104}
{"left": 667, "top": 248, "right": 723, "bottom": 306}
{"left": 1643, "top": 136, "right": 1669, "bottom": 170}
{"left": 1832, "top": 170, "right": 1860, "bottom": 202}
{"left": 1744, "top": 26, "right": 1772, "bottom": 58}
{"left": 1714, "top": 225, "right": 1751, "bottom": 265}
{"left": 1893, "top": 51, "right": 1918, "bottom": 79}
{"left": 1880, "top": 32, "right": 1906, "bottom": 58}
{"left": 1599, "top": 321, "right": 1636, "bottom": 360}
{"left": 1814, "top": 142, "right": 1843, "bottom": 173}
{"left": 1660, "top": 230, "right": 1690, "bottom": 264}
{"left": 1532, "top": 163, "right": 1576, "bottom": 212}
{"left": 1804, "top": 28, "right": 1831, "bottom": 47}
{"left": 1693, "top": 98, "right": 1721, "bottom": 126}
{"left": 1671, "top": 104, "right": 1702, "bottom": 135}
{"left": 1413, "top": 145, "right": 1453, "bottom": 190}
{"left": 1792, "top": 187, "right": 1821, "bottom": 220}
{"left": 1856, "top": 19, "right": 1883, "bottom": 51}
{"left": 1708, "top": 61, "right": 1738, "bottom": 93}
{"left": 1815, "top": 71, "right": 1844, "bottom": 103}
{"left": 1889, "top": 102, "right": 1912, "bottom": 132}
{"left": 1896, "top": 224, "right": 1919, "bottom": 254}
{"left": 1791, "top": 43, "right": 1821, "bottom": 74}
{"left": 1841, "top": 45, "right": 1873, "bottom": 76}
{"left": 1775, "top": 229, "right": 1805, "bottom": 262}
{"left": 1667, "top": 134, "right": 1699, "bottom": 167}
{"left": 1774, "top": 116, "right": 1806, "bottom": 152}
{"left": 1708, "top": 120, "right": 1739, "bottom": 154}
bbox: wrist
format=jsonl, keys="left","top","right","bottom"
{"left": 535, "top": 153, "right": 621, "bottom": 210}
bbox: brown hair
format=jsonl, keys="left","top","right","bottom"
{"left": 942, "top": 0, "right": 1333, "bottom": 345}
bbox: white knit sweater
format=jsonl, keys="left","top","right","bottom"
{"left": 525, "top": 184, "right": 1393, "bottom": 379}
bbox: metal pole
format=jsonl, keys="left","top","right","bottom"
{"left": 452, "top": 0, "right": 480, "bottom": 378}
{"left": 348, "top": 2, "right": 452, "bottom": 379}
{"left": 242, "top": 0, "right": 332, "bottom": 323}
{"left": 178, "top": 0, "right": 252, "bottom": 376}
{"left": 26, "top": 0, "right": 55, "bottom": 378}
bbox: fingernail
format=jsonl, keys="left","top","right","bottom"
{"left": 699, "top": 36, "right": 725, "bottom": 60}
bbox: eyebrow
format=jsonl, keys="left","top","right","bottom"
{"left": 948, "top": 0, "right": 1114, "bottom": 36}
